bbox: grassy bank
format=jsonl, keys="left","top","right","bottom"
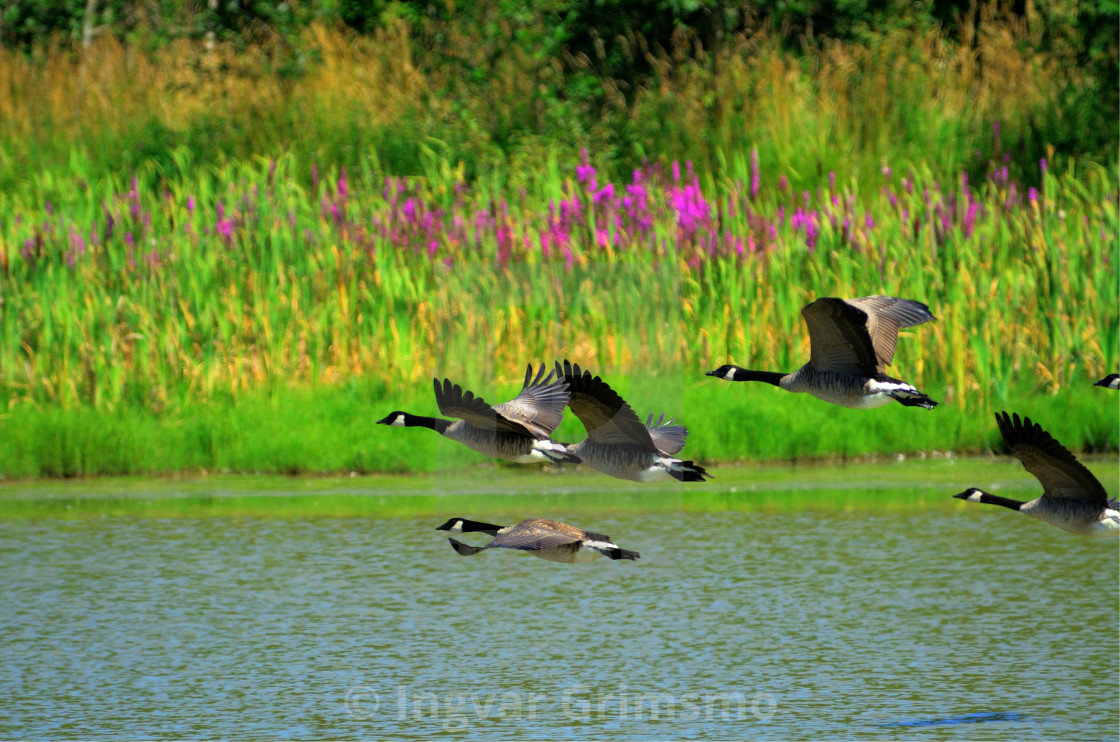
{"left": 0, "top": 372, "right": 1115, "bottom": 479}
{"left": 1, "top": 148, "right": 1117, "bottom": 478}
{"left": 0, "top": 14, "right": 1116, "bottom": 479}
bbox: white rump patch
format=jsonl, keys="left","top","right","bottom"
{"left": 576, "top": 541, "right": 614, "bottom": 562}
{"left": 635, "top": 461, "right": 672, "bottom": 483}
{"left": 1088, "top": 510, "right": 1120, "bottom": 537}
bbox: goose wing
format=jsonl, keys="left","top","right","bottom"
{"left": 432, "top": 378, "right": 534, "bottom": 436}
{"left": 801, "top": 297, "right": 881, "bottom": 375}
{"left": 645, "top": 413, "right": 688, "bottom": 456}
{"left": 846, "top": 296, "right": 935, "bottom": 368}
{"left": 489, "top": 363, "right": 570, "bottom": 439}
{"left": 557, "top": 360, "right": 658, "bottom": 452}
{"left": 490, "top": 519, "right": 587, "bottom": 551}
{"left": 995, "top": 412, "right": 1109, "bottom": 506}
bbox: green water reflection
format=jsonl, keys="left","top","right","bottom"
{"left": 2, "top": 459, "right": 1117, "bottom": 739}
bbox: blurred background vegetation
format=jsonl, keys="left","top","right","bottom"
{"left": 1, "top": 0, "right": 1116, "bottom": 191}
{"left": 0, "top": 0, "right": 1116, "bottom": 477}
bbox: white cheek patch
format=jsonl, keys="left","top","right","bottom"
{"left": 390, "top": 414, "right": 407, "bottom": 426}
{"left": 965, "top": 490, "right": 983, "bottom": 502}
{"left": 449, "top": 520, "right": 464, "bottom": 532}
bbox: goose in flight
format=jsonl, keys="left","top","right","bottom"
{"left": 707, "top": 295, "right": 937, "bottom": 409}
{"left": 954, "top": 411, "right": 1119, "bottom": 537}
{"left": 436, "top": 517, "right": 640, "bottom": 563}
{"left": 377, "top": 364, "right": 580, "bottom": 464}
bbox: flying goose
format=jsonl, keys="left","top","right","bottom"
{"left": 1094, "top": 374, "right": 1119, "bottom": 390}
{"left": 556, "top": 360, "right": 711, "bottom": 482}
{"left": 706, "top": 295, "right": 938, "bottom": 409}
{"left": 377, "top": 364, "right": 580, "bottom": 464}
{"left": 954, "top": 412, "right": 1119, "bottom": 537}
{"left": 436, "top": 517, "right": 640, "bottom": 563}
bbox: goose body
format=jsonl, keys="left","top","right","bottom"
{"left": 706, "top": 295, "right": 938, "bottom": 409}
{"left": 954, "top": 412, "right": 1120, "bottom": 537}
{"left": 557, "top": 360, "right": 711, "bottom": 483}
{"left": 436, "top": 517, "right": 640, "bottom": 563}
{"left": 1094, "top": 374, "right": 1120, "bottom": 390}
{"left": 377, "top": 364, "right": 581, "bottom": 464}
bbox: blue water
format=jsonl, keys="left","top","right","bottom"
{"left": 2, "top": 475, "right": 1118, "bottom": 739}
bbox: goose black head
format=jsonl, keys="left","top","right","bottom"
{"left": 377, "top": 411, "right": 409, "bottom": 426}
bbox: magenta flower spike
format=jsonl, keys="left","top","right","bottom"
{"left": 749, "top": 148, "right": 760, "bottom": 201}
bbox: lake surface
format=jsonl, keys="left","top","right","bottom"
{"left": 2, "top": 459, "right": 1118, "bottom": 740}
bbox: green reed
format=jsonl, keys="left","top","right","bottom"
{"left": 0, "top": 143, "right": 1116, "bottom": 477}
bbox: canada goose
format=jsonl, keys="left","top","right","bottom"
{"left": 706, "top": 295, "right": 938, "bottom": 409}
{"left": 377, "top": 364, "right": 580, "bottom": 464}
{"left": 435, "top": 517, "right": 640, "bottom": 563}
{"left": 954, "top": 411, "right": 1119, "bottom": 537}
{"left": 556, "top": 360, "right": 711, "bottom": 482}
{"left": 1094, "top": 374, "right": 1120, "bottom": 390}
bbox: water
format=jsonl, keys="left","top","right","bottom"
{"left": 2, "top": 461, "right": 1118, "bottom": 740}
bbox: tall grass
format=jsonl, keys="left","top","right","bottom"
{"left": 0, "top": 10, "right": 1115, "bottom": 478}
{"left": 0, "top": 147, "right": 1116, "bottom": 477}
{"left": 0, "top": 8, "right": 1099, "bottom": 196}
{"left": 3, "top": 150, "right": 1116, "bottom": 403}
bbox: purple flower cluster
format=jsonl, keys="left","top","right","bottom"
{"left": 7, "top": 151, "right": 1092, "bottom": 277}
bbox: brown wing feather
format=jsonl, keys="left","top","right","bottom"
{"left": 557, "top": 360, "right": 658, "bottom": 452}
{"left": 846, "top": 296, "right": 935, "bottom": 368}
{"left": 432, "top": 378, "right": 533, "bottom": 436}
{"left": 491, "top": 363, "right": 570, "bottom": 439}
{"left": 491, "top": 519, "right": 586, "bottom": 551}
{"left": 995, "top": 412, "right": 1109, "bottom": 505}
{"left": 645, "top": 412, "right": 688, "bottom": 456}
{"left": 801, "top": 298, "right": 880, "bottom": 375}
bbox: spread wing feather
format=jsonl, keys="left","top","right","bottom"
{"left": 645, "top": 412, "right": 688, "bottom": 456}
{"left": 557, "top": 360, "right": 657, "bottom": 452}
{"left": 846, "top": 296, "right": 935, "bottom": 368}
{"left": 995, "top": 411, "right": 1109, "bottom": 506}
{"left": 801, "top": 298, "right": 880, "bottom": 375}
{"left": 433, "top": 364, "right": 569, "bottom": 439}
{"left": 433, "top": 378, "right": 533, "bottom": 436}
{"left": 491, "top": 363, "right": 570, "bottom": 438}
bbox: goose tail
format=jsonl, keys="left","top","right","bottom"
{"left": 668, "top": 459, "right": 713, "bottom": 482}
{"left": 888, "top": 389, "right": 938, "bottom": 410}
{"left": 533, "top": 439, "right": 582, "bottom": 465}
{"left": 605, "top": 547, "right": 641, "bottom": 561}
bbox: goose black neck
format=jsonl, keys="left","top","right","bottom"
{"left": 730, "top": 369, "right": 785, "bottom": 385}
{"left": 457, "top": 519, "right": 505, "bottom": 535}
{"left": 407, "top": 415, "right": 451, "bottom": 434}
{"left": 977, "top": 493, "right": 1027, "bottom": 511}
